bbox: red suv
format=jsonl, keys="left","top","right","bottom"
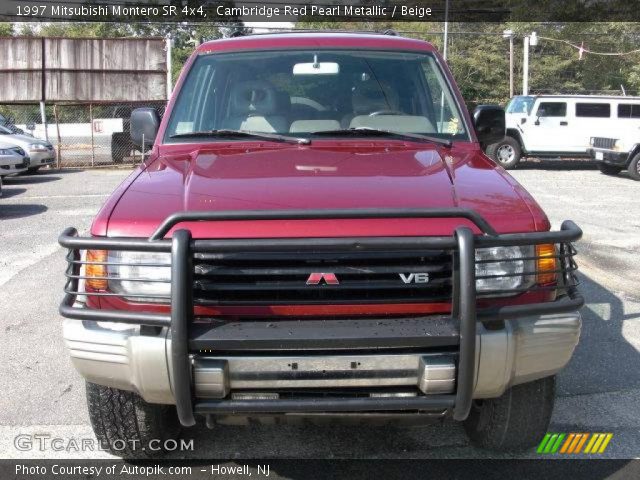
{"left": 59, "top": 32, "right": 583, "bottom": 456}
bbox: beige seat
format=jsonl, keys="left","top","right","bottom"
{"left": 290, "top": 119, "right": 340, "bottom": 133}
{"left": 349, "top": 115, "right": 435, "bottom": 133}
{"left": 341, "top": 80, "right": 401, "bottom": 127}
{"left": 221, "top": 80, "right": 289, "bottom": 133}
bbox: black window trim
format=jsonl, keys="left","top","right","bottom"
{"left": 575, "top": 102, "right": 611, "bottom": 118}
{"left": 536, "top": 101, "right": 567, "bottom": 118}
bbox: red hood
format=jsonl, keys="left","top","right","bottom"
{"left": 96, "top": 141, "right": 548, "bottom": 238}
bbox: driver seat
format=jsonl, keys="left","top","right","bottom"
{"left": 341, "top": 80, "right": 401, "bottom": 128}
{"left": 222, "top": 80, "right": 289, "bottom": 133}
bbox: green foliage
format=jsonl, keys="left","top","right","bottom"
{"left": 0, "top": 23, "right": 12, "bottom": 36}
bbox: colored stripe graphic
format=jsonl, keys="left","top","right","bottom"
{"left": 538, "top": 433, "right": 613, "bottom": 454}
{"left": 559, "top": 433, "right": 575, "bottom": 453}
{"left": 537, "top": 433, "right": 565, "bottom": 453}
{"left": 537, "top": 433, "right": 552, "bottom": 453}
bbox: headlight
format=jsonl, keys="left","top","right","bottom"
{"left": 589, "top": 138, "right": 595, "bottom": 146}
{"left": 475, "top": 246, "right": 534, "bottom": 293}
{"left": 107, "top": 251, "right": 171, "bottom": 301}
{"left": 28, "top": 143, "right": 48, "bottom": 152}
{"left": 0, "top": 148, "right": 12, "bottom": 155}
{"left": 613, "top": 140, "right": 623, "bottom": 152}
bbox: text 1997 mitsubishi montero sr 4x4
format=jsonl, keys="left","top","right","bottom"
{"left": 59, "top": 32, "right": 583, "bottom": 456}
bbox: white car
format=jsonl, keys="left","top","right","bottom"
{"left": 486, "top": 95, "right": 640, "bottom": 168}
{"left": 0, "top": 124, "right": 55, "bottom": 173}
{"left": 0, "top": 144, "right": 29, "bottom": 179}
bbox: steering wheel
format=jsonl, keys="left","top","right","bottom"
{"left": 369, "top": 110, "right": 404, "bottom": 117}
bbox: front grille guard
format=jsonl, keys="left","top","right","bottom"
{"left": 59, "top": 208, "right": 583, "bottom": 426}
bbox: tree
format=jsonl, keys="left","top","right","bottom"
{"left": 0, "top": 23, "right": 12, "bottom": 36}
{"left": 296, "top": 20, "right": 640, "bottom": 104}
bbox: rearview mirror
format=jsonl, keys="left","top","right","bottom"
{"left": 130, "top": 108, "right": 160, "bottom": 148}
{"left": 473, "top": 105, "right": 505, "bottom": 148}
{"left": 293, "top": 55, "right": 339, "bottom": 75}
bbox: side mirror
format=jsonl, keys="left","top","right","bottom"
{"left": 473, "top": 105, "right": 505, "bottom": 148}
{"left": 130, "top": 108, "right": 160, "bottom": 148}
{"left": 26, "top": 122, "right": 35, "bottom": 131}
{"left": 535, "top": 108, "right": 545, "bottom": 125}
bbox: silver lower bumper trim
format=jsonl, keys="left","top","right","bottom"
{"left": 193, "top": 354, "right": 456, "bottom": 398}
{"left": 63, "top": 310, "right": 581, "bottom": 405}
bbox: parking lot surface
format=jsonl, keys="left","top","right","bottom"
{"left": 0, "top": 160, "right": 638, "bottom": 459}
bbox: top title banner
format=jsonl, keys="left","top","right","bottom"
{"left": 1, "top": 0, "right": 638, "bottom": 22}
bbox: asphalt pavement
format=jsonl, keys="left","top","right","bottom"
{"left": 0, "top": 159, "right": 638, "bottom": 460}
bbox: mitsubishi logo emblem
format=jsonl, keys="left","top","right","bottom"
{"left": 306, "top": 273, "right": 340, "bottom": 285}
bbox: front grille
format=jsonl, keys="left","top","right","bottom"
{"left": 592, "top": 137, "right": 616, "bottom": 149}
{"left": 192, "top": 250, "right": 453, "bottom": 305}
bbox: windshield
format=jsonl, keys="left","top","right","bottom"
{"left": 506, "top": 96, "right": 535, "bottom": 115}
{"left": 0, "top": 124, "right": 12, "bottom": 134}
{"left": 165, "top": 49, "right": 469, "bottom": 143}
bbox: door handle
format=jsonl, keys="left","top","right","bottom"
{"left": 560, "top": 121, "right": 568, "bottom": 126}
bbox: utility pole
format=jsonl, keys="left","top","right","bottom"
{"left": 503, "top": 30, "right": 514, "bottom": 98}
{"left": 442, "top": 0, "right": 449, "bottom": 60}
{"left": 166, "top": 34, "right": 173, "bottom": 100}
{"left": 523, "top": 31, "right": 537, "bottom": 96}
{"left": 523, "top": 34, "right": 529, "bottom": 96}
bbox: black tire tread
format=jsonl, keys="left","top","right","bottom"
{"left": 627, "top": 153, "right": 640, "bottom": 181}
{"left": 485, "top": 136, "right": 522, "bottom": 169}
{"left": 598, "top": 163, "right": 622, "bottom": 176}
{"left": 463, "top": 376, "right": 555, "bottom": 452}
{"left": 86, "top": 382, "right": 181, "bottom": 458}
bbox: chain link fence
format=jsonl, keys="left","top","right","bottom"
{"left": 0, "top": 101, "right": 166, "bottom": 168}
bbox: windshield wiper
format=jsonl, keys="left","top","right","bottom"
{"left": 170, "top": 129, "right": 310, "bottom": 145}
{"left": 310, "top": 127, "right": 452, "bottom": 147}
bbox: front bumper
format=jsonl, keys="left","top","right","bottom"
{"left": 63, "top": 311, "right": 581, "bottom": 407}
{"left": 0, "top": 157, "right": 29, "bottom": 175}
{"left": 588, "top": 147, "right": 628, "bottom": 166}
{"left": 27, "top": 150, "right": 56, "bottom": 166}
{"left": 59, "top": 208, "right": 583, "bottom": 424}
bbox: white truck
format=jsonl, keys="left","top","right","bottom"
{"left": 486, "top": 94, "right": 640, "bottom": 168}
{"left": 588, "top": 131, "right": 640, "bottom": 181}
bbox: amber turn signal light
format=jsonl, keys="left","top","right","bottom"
{"left": 85, "top": 250, "right": 108, "bottom": 290}
{"left": 536, "top": 244, "right": 558, "bottom": 285}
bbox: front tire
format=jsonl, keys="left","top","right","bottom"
{"left": 486, "top": 136, "right": 522, "bottom": 169}
{"left": 86, "top": 382, "right": 181, "bottom": 458}
{"left": 598, "top": 163, "right": 621, "bottom": 176}
{"left": 628, "top": 153, "right": 640, "bottom": 181}
{"left": 463, "top": 376, "right": 555, "bottom": 452}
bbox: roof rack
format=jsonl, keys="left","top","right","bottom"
{"left": 222, "top": 28, "right": 406, "bottom": 38}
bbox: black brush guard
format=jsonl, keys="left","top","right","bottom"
{"left": 58, "top": 208, "right": 583, "bottom": 426}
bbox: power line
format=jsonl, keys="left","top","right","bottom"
{"left": 538, "top": 35, "right": 640, "bottom": 56}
